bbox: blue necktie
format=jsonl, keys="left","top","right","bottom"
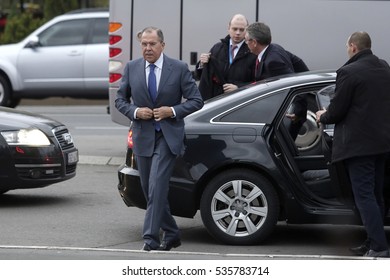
{"left": 148, "top": 64, "right": 157, "bottom": 102}
{"left": 148, "top": 64, "right": 160, "bottom": 131}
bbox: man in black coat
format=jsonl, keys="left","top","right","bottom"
{"left": 195, "top": 14, "right": 257, "bottom": 100}
{"left": 316, "top": 32, "right": 390, "bottom": 258}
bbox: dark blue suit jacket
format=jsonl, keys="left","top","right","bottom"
{"left": 256, "top": 43, "right": 308, "bottom": 81}
{"left": 115, "top": 54, "right": 203, "bottom": 157}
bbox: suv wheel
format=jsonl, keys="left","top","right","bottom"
{"left": 200, "top": 169, "right": 279, "bottom": 245}
{"left": 0, "top": 75, "right": 11, "bottom": 107}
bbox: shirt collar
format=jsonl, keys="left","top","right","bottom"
{"left": 230, "top": 39, "right": 244, "bottom": 49}
{"left": 145, "top": 54, "right": 164, "bottom": 69}
{"left": 258, "top": 45, "right": 269, "bottom": 62}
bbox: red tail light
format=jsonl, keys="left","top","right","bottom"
{"left": 110, "top": 47, "right": 122, "bottom": 58}
{"left": 15, "top": 146, "right": 25, "bottom": 154}
{"left": 109, "top": 73, "right": 122, "bottom": 83}
{"left": 127, "top": 130, "right": 133, "bottom": 149}
{"left": 109, "top": 35, "right": 122, "bottom": 45}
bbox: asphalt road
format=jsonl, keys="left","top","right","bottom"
{"left": 0, "top": 164, "right": 372, "bottom": 260}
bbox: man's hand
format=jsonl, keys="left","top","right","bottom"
{"left": 315, "top": 109, "right": 326, "bottom": 123}
{"left": 153, "top": 106, "right": 173, "bottom": 121}
{"left": 285, "top": 113, "right": 297, "bottom": 122}
{"left": 136, "top": 107, "right": 154, "bottom": 120}
{"left": 199, "top": 53, "right": 211, "bottom": 67}
{"left": 223, "top": 83, "right": 238, "bottom": 93}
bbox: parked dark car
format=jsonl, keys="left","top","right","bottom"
{"left": 0, "top": 107, "right": 78, "bottom": 194}
{"left": 117, "top": 71, "right": 390, "bottom": 245}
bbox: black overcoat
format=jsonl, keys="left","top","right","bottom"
{"left": 320, "top": 49, "right": 390, "bottom": 162}
{"left": 195, "top": 35, "right": 257, "bottom": 100}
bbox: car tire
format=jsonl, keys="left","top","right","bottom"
{"left": 200, "top": 169, "right": 279, "bottom": 245}
{"left": 7, "top": 97, "right": 21, "bottom": 108}
{"left": 0, "top": 75, "right": 11, "bottom": 107}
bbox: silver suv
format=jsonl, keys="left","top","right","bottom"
{"left": 0, "top": 9, "right": 108, "bottom": 107}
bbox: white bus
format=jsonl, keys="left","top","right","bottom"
{"left": 108, "top": 0, "right": 390, "bottom": 125}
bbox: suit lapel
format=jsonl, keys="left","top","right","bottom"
{"left": 157, "top": 55, "right": 173, "bottom": 95}
{"left": 137, "top": 59, "right": 154, "bottom": 104}
{"left": 139, "top": 59, "right": 148, "bottom": 94}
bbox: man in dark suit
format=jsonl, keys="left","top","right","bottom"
{"left": 316, "top": 32, "right": 390, "bottom": 258}
{"left": 115, "top": 27, "right": 203, "bottom": 251}
{"left": 245, "top": 22, "right": 309, "bottom": 140}
{"left": 245, "top": 22, "right": 308, "bottom": 81}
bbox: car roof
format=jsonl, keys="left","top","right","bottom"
{"left": 207, "top": 70, "right": 335, "bottom": 102}
{"left": 19, "top": 9, "right": 109, "bottom": 44}
{"left": 242, "top": 70, "right": 336, "bottom": 95}
{"left": 189, "top": 70, "right": 336, "bottom": 119}
{"left": 56, "top": 9, "right": 108, "bottom": 19}
{"left": 65, "top": 8, "right": 109, "bottom": 15}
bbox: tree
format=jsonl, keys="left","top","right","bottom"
{"left": 43, "top": 0, "right": 79, "bottom": 21}
{"left": 0, "top": 1, "right": 44, "bottom": 44}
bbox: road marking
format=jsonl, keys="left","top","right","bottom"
{"left": 0, "top": 245, "right": 365, "bottom": 259}
{"left": 74, "top": 126, "right": 127, "bottom": 130}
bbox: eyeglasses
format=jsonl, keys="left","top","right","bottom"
{"left": 245, "top": 38, "right": 254, "bottom": 44}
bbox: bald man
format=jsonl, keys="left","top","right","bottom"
{"left": 195, "top": 14, "right": 257, "bottom": 100}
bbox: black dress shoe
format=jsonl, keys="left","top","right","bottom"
{"left": 158, "top": 239, "right": 181, "bottom": 251}
{"left": 141, "top": 243, "right": 154, "bottom": 251}
{"left": 364, "top": 249, "right": 390, "bottom": 258}
{"left": 349, "top": 244, "right": 369, "bottom": 256}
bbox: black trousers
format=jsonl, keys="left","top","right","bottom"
{"left": 345, "top": 154, "right": 388, "bottom": 251}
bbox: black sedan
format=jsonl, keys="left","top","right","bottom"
{"left": 0, "top": 107, "right": 78, "bottom": 194}
{"left": 117, "top": 71, "right": 390, "bottom": 245}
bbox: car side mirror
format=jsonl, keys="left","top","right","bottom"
{"left": 25, "top": 36, "right": 40, "bottom": 48}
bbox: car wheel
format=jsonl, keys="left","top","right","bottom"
{"left": 200, "top": 169, "right": 279, "bottom": 245}
{"left": 7, "top": 97, "right": 21, "bottom": 108}
{"left": 0, "top": 75, "right": 11, "bottom": 107}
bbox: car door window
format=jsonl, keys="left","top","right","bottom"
{"left": 90, "top": 18, "right": 108, "bottom": 44}
{"left": 217, "top": 89, "right": 289, "bottom": 124}
{"left": 316, "top": 84, "right": 336, "bottom": 134}
{"left": 39, "top": 19, "right": 89, "bottom": 46}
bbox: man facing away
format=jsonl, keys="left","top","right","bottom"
{"left": 245, "top": 21, "right": 309, "bottom": 140}
{"left": 245, "top": 21, "right": 308, "bottom": 81}
{"left": 316, "top": 31, "right": 390, "bottom": 258}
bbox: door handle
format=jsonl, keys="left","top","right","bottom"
{"left": 68, "top": 50, "right": 82, "bottom": 56}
